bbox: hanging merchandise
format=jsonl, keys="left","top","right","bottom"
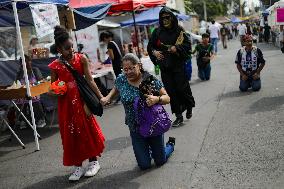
{"left": 30, "top": 4, "right": 60, "bottom": 38}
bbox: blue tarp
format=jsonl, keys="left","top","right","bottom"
{"left": 73, "top": 4, "right": 112, "bottom": 30}
{"left": 0, "top": 0, "right": 68, "bottom": 8}
{"left": 0, "top": 1, "right": 111, "bottom": 30}
{"left": 120, "top": 6, "right": 190, "bottom": 27}
{"left": 230, "top": 16, "right": 242, "bottom": 23}
{"left": 0, "top": 13, "right": 32, "bottom": 27}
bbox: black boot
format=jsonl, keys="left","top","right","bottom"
{"left": 172, "top": 115, "right": 183, "bottom": 127}
{"left": 186, "top": 107, "right": 193, "bottom": 119}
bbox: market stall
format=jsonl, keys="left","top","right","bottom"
{"left": 0, "top": 0, "right": 113, "bottom": 150}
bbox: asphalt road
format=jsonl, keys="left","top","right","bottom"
{"left": 0, "top": 39, "right": 283, "bottom": 189}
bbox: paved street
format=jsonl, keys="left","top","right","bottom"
{"left": 0, "top": 39, "right": 283, "bottom": 189}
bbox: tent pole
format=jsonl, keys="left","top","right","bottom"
{"left": 132, "top": 11, "right": 141, "bottom": 59}
{"left": 119, "top": 28, "right": 123, "bottom": 49}
{"left": 144, "top": 26, "right": 148, "bottom": 40}
{"left": 12, "top": 1, "right": 40, "bottom": 151}
{"left": 73, "top": 30, "right": 79, "bottom": 51}
{"left": 15, "top": 27, "right": 17, "bottom": 60}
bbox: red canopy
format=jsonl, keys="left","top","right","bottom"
{"left": 109, "top": 0, "right": 166, "bottom": 13}
{"left": 69, "top": 0, "right": 118, "bottom": 8}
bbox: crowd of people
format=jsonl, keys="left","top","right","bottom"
{"left": 6, "top": 7, "right": 275, "bottom": 182}
{"left": 45, "top": 7, "right": 272, "bottom": 182}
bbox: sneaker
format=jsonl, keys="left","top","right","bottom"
{"left": 172, "top": 117, "right": 183, "bottom": 127}
{"left": 37, "top": 119, "right": 46, "bottom": 128}
{"left": 69, "top": 166, "right": 84, "bottom": 181}
{"left": 186, "top": 108, "right": 193, "bottom": 119}
{"left": 84, "top": 161, "right": 100, "bottom": 177}
{"left": 166, "top": 137, "right": 176, "bottom": 146}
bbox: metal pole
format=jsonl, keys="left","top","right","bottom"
{"left": 12, "top": 1, "right": 40, "bottom": 151}
{"left": 240, "top": 0, "right": 243, "bottom": 17}
{"left": 144, "top": 26, "right": 148, "bottom": 40}
{"left": 119, "top": 28, "right": 123, "bottom": 48}
{"left": 132, "top": 11, "right": 141, "bottom": 59}
{"left": 203, "top": 0, "right": 207, "bottom": 21}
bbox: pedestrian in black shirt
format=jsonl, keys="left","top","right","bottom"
{"left": 100, "top": 31, "right": 122, "bottom": 77}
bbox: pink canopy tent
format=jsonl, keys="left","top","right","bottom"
{"left": 69, "top": 0, "right": 118, "bottom": 8}
{"left": 109, "top": 0, "right": 166, "bottom": 13}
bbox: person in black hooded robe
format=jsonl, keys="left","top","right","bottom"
{"left": 147, "top": 7, "right": 195, "bottom": 127}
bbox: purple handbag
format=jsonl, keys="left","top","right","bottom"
{"left": 134, "top": 97, "right": 172, "bottom": 137}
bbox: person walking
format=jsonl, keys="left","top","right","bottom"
{"left": 99, "top": 31, "right": 123, "bottom": 78}
{"left": 147, "top": 7, "right": 195, "bottom": 127}
{"left": 238, "top": 23, "right": 247, "bottom": 46}
{"left": 100, "top": 53, "right": 175, "bottom": 170}
{"left": 209, "top": 20, "right": 220, "bottom": 54}
{"left": 220, "top": 23, "right": 228, "bottom": 49}
{"left": 100, "top": 31, "right": 123, "bottom": 103}
{"left": 48, "top": 26, "right": 105, "bottom": 181}
{"left": 192, "top": 33, "right": 214, "bottom": 81}
{"left": 235, "top": 35, "right": 266, "bottom": 92}
{"left": 263, "top": 23, "right": 271, "bottom": 43}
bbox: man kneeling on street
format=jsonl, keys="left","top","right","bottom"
{"left": 235, "top": 35, "right": 265, "bottom": 92}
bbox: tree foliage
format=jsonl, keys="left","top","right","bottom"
{"left": 184, "top": 0, "right": 245, "bottom": 20}
{"left": 260, "top": 0, "right": 279, "bottom": 6}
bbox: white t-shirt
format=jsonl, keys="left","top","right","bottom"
{"left": 209, "top": 24, "right": 220, "bottom": 39}
{"left": 239, "top": 24, "right": 247, "bottom": 35}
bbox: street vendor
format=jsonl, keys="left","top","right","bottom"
{"left": 14, "top": 54, "right": 46, "bottom": 128}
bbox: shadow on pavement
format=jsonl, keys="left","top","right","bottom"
{"left": 0, "top": 127, "right": 59, "bottom": 149}
{"left": 78, "top": 167, "right": 147, "bottom": 189}
{"left": 23, "top": 175, "right": 78, "bottom": 189}
{"left": 23, "top": 167, "right": 147, "bottom": 189}
{"left": 105, "top": 136, "right": 132, "bottom": 152}
{"left": 189, "top": 79, "right": 204, "bottom": 86}
{"left": 247, "top": 95, "right": 284, "bottom": 114}
{"left": 219, "top": 90, "right": 252, "bottom": 99}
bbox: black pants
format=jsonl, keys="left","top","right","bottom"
{"left": 161, "top": 70, "right": 195, "bottom": 115}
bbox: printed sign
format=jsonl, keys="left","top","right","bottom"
{"left": 71, "top": 24, "right": 99, "bottom": 64}
{"left": 30, "top": 4, "right": 60, "bottom": 38}
{"left": 276, "top": 8, "right": 284, "bottom": 24}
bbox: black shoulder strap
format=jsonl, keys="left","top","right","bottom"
{"left": 59, "top": 56, "right": 77, "bottom": 74}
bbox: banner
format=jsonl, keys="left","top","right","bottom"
{"left": 277, "top": 8, "right": 284, "bottom": 24}
{"left": 30, "top": 4, "right": 60, "bottom": 38}
{"left": 71, "top": 24, "right": 99, "bottom": 64}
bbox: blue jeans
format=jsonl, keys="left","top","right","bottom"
{"left": 210, "top": 38, "right": 218, "bottom": 53}
{"left": 130, "top": 131, "right": 174, "bottom": 170}
{"left": 198, "top": 64, "right": 211, "bottom": 81}
{"left": 185, "top": 59, "right": 192, "bottom": 81}
{"left": 239, "top": 77, "right": 261, "bottom": 91}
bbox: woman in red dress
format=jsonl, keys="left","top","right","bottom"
{"left": 48, "top": 26, "right": 105, "bottom": 181}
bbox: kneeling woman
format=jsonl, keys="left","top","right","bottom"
{"left": 101, "top": 53, "right": 175, "bottom": 170}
